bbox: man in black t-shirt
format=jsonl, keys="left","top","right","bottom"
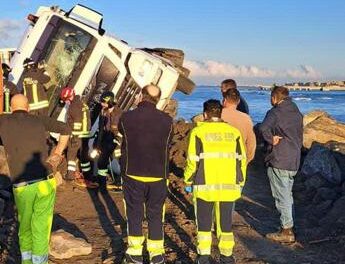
{"left": 0, "top": 94, "right": 70, "bottom": 264}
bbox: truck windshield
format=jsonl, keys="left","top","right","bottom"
{"left": 42, "top": 21, "right": 93, "bottom": 97}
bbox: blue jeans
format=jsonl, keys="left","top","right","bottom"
{"left": 267, "top": 167, "right": 297, "bottom": 229}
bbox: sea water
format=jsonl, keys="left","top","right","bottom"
{"left": 173, "top": 86, "right": 345, "bottom": 124}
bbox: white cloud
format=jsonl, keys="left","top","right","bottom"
{"left": 0, "top": 19, "right": 25, "bottom": 47}
{"left": 285, "top": 65, "right": 321, "bottom": 79}
{"left": 185, "top": 60, "right": 275, "bottom": 78}
{"left": 185, "top": 59, "right": 322, "bottom": 83}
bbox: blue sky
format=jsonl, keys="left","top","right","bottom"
{"left": 1, "top": 0, "right": 345, "bottom": 85}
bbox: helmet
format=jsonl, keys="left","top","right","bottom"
{"left": 60, "top": 87, "right": 75, "bottom": 102}
{"left": 100, "top": 91, "right": 116, "bottom": 107}
{"left": 23, "top": 58, "right": 35, "bottom": 68}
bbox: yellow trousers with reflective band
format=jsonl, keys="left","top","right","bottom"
{"left": 194, "top": 198, "right": 235, "bottom": 257}
{"left": 13, "top": 178, "right": 56, "bottom": 264}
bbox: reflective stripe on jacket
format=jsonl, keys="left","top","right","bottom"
{"left": 184, "top": 120, "right": 247, "bottom": 202}
{"left": 22, "top": 69, "right": 50, "bottom": 111}
{"left": 68, "top": 96, "right": 91, "bottom": 138}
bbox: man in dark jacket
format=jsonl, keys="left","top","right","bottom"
{"left": 94, "top": 91, "right": 122, "bottom": 191}
{"left": 221, "top": 79, "right": 249, "bottom": 114}
{"left": 259, "top": 86, "right": 303, "bottom": 243}
{"left": 0, "top": 94, "right": 70, "bottom": 264}
{"left": 119, "top": 85, "right": 173, "bottom": 264}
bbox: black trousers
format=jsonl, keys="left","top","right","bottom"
{"left": 67, "top": 137, "right": 93, "bottom": 180}
{"left": 196, "top": 198, "right": 234, "bottom": 232}
{"left": 123, "top": 176, "right": 167, "bottom": 240}
{"left": 97, "top": 139, "right": 115, "bottom": 173}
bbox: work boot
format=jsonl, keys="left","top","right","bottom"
{"left": 107, "top": 182, "right": 123, "bottom": 192}
{"left": 123, "top": 254, "right": 143, "bottom": 263}
{"left": 64, "top": 171, "right": 75, "bottom": 181}
{"left": 74, "top": 178, "right": 99, "bottom": 189}
{"left": 197, "top": 255, "right": 210, "bottom": 264}
{"left": 220, "top": 255, "right": 235, "bottom": 264}
{"left": 150, "top": 254, "right": 165, "bottom": 264}
{"left": 266, "top": 228, "right": 295, "bottom": 243}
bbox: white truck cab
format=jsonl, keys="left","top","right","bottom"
{"left": 10, "top": 4, "right": 195, "bottom": 125}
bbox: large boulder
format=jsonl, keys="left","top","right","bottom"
{"left": 50, "top": 230, "right": 92, "bottom": 259}
{"left": 323, "top": 142, "right": 345, "bottom": 179}
{"left": 303, "top": 110, "right": 329, "bottom": 127}
{"left": 319, "top": 196, "right": 345, "bottom": 226}
{"left": 303, "top": 111, "right": 345, "bottom": 149}
{"left": 164, "top": 99, "right": 178, "bottom": 119}
{"left": 301, "top": 144, "right": 342, "bottom": 184}
{"left": 312, "top": 187, "right": 338, "bottom": 204}
{"left": 191, "top": 113, "right": 203, "bottom": 123}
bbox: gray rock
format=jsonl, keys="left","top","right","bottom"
{"left": 164, "top": 99, "right": 178, "bottom": 118}
{"left": 0, "top": 197, "right": 4, "bottom": 216}
{"left": 312, "top": 200, "right": 333, "bottom": 218}
{"left": 312, "top": 188, "right": 338, "bottom": 204}
{"left": 322, "top": 142, "right": 345, "bottom": 180}
{"left": 341, "top": 182, "right": 345, "bottom": 195}
{"left": 304, "top": 174, "right": 329, "bottom": 191}
{"left": 50, "top": 229, "right": 92, "bottom": 259}
{"left": 336, "top": 216, "right": 345, "bottom": 225}
{"left": 319, "top": 196, "right": 345, "bottom": 226}
{"left": 301, "top": 144, "right": 342, "bottom": 184}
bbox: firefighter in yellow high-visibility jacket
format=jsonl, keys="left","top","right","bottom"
{"left": 184, "top": 99, "right": 247, "bottom": 264}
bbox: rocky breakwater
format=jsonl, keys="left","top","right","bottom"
{"left": 294, "top": 111, "right": 345, "bottom": 241}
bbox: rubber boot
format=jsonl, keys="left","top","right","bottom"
{"left": 123, "top": 253, "right": 143, "bottom": 263}
{"left": 197, "top": 255, "right": 210, "bottom": 264}
{"left": 266, "top": 227, "right": 295, "bottom": 243}
{"left": 150, "top": 254, "right": 165, "bottom": 264}
{"left": 220, "top": 255, "right": 235, "bottom": 264}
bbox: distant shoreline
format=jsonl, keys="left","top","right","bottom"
{"left": 259, "top": 85, "right": 345, "bottom": 91}
{"left": 195, "top": 85, "right": 345, "bottom": 91}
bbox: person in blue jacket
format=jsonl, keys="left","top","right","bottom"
{"left": 259, "top": 86, "right": 303, "bottom": 243}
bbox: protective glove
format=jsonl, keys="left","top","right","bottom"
{"left": 90, "top": 148, "right": 101, "bottom": 159}
{"left": 184, "top": 185, "right": 193, "bottom": 194}
{"left": 46, "top": 153, "right": 64, "bottom": 173}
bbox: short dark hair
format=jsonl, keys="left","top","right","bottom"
{"left": 271, "top": 86, "right": 289, "bottom": 101}
{"left": 221, "top": 79, "right": 237, "bottom": 91}
{"left": 203, "top": 99, "right": 222, "bottom": 118}
{"left": 223, "top": 88, "right": 240, "bottom": 103}
{"left": 141, "top": 85, "right": 161, "bottom": 104}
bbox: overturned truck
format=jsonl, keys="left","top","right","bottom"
{"left": 9, "top": 4, "right": 195, "bottom": 127}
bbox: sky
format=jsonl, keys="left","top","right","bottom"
{"left": 1, "top": 0, "right": 345, "bottom": 85}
